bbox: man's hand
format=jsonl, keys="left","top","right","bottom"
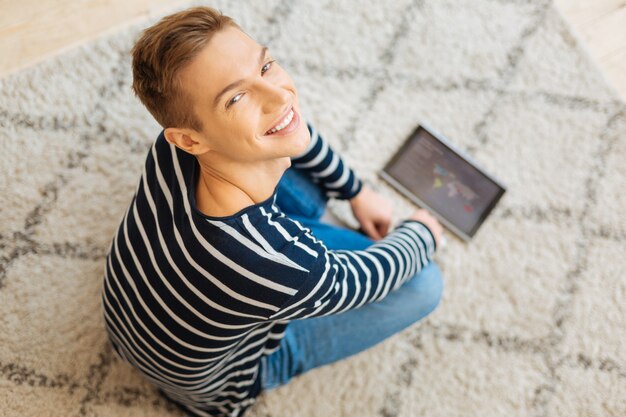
{"left": 409, "top": 208, "right": 443, "bottom": 249}
{"left": 349, "top": 185, "right": 393, "bottom": 241}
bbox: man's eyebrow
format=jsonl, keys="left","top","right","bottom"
{"left": 213, "top": 45, "right": 269, "bottom": 108}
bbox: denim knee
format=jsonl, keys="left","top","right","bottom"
{"left": 275, "top": 168, "right": 329, "bottom": 219}
{"left": 404, "top": 261, "right": 444, "bottom": 317}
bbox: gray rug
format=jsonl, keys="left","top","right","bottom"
{"left": 1, "top": 1, "right": 625, "bottom": 416}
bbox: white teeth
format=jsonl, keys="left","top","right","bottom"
{"left": 267, "top": 109, "right": 294, "bottom": 134}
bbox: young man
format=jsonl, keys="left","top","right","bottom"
{"left": 101, "top": 6, "right": 443, "bottom": 417}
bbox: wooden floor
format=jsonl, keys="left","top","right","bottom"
{"left": 553, "top": 0, "right": 626, "bottom": 99}
{"left": 0, "top": 0, "right": 624, "bottom": 100}
{"left": 0, "top": 0, "right": 188, "bottom": 76}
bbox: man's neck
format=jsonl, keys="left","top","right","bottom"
{"left": 194, "top": 154, "right": 291, "bottom": 216}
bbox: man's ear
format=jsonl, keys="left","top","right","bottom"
{"left": 163, "top": 128, "right": 210, "bottom": 155}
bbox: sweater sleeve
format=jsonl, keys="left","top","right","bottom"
{"left": 241, "top": 206, "right": 437, "bottom": 322}
{"left": 290, "top": 119, "right": 363, "bottom": 200}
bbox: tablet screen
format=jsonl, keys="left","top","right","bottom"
{"left": 381, "top": 125, "right": 505, "bottom": 240}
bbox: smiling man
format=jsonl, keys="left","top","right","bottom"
{"left": 101, "top": 6, "right": 443, "bottom": 417}
{"left": 164, "top": 25, "right": 310, "bottom": 218}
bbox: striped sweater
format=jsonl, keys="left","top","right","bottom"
{"left": 101, "top": 120, "right": 437, "bottom": 417}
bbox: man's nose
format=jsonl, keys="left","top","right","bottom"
{"left": 259, "top": 81, "right": 291, "bottom": 114}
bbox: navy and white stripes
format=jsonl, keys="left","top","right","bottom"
{"left": 291, "top": 123, "right": 363, "bottom": 200}
{"left": 101, "top": 119, "right": 436, "bottom": 417}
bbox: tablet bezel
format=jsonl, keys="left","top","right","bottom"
{"left": 378, "top": 122, "right": 507, "bottom": 242}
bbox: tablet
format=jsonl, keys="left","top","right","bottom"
{"left": 378, "top": 123, "right": 506, "bottom": 242}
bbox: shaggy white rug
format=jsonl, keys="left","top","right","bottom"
{"left": 1, "top": 0, "right": 625, "bottom": 416}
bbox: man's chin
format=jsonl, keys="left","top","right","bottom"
{"left": 289, "top": 130, "right": 311, "bottom": 156}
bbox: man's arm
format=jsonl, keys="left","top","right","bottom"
{"left": 262, "top": 214, "right": 437, "bottom": 321}
{"left": 290, "top": 119, "right": 363, "bottom": 200}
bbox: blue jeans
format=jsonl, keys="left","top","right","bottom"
{"left": 260, "top": 167, "right": 444, "bottom": 391}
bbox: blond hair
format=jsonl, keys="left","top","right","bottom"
{"left": 131, "top": 6, "right": 241, "bottom": 131}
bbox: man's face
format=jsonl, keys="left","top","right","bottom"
{"left": 178, "top": 26, "right": 310, "bottom": 162}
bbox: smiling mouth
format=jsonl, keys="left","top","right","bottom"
{"left": 264, "top": 106, "right": 299, "bottom": 136}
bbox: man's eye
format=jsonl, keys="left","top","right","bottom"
{"left": 227, "top": 94, "right": 243, "bottom": 107}
{"left": 261, "top": 60, "right": 276, "bottom": 75}
{"left": 226, "top": 60, "right": 277, "bottom": 108}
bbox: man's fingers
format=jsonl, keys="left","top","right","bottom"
{"left": 377, "top": 220, "right": 390, "bottom": 237}
{"left": 362, "top": 222, "right": 382, "bottom": 240}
